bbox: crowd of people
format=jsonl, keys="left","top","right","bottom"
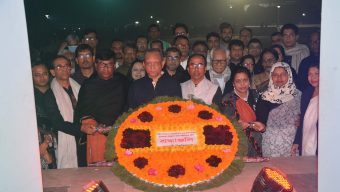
{"left": 32, "top": 22, "right": 320, "bottom": 169}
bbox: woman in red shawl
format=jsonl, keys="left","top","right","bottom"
{"left": 221, "top": 66, "right": 266, "bottom": 159}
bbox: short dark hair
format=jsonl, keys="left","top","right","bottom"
{"left": 111, "top": 38, "right": 123, "bottom": 44}
{"left": 95, "top": 50, "right": 115, "bottom": 62}
{"left": 241, "top": 55, "right": 255, "bottom": 65}
{"left": 111, "top": 39, "right": 124, "bottom": 50}
{"left": 147, "top": 24, "right": 160, "bottom": 32}
{"left": 230, "top": 66, "right": 251, "bottom": 83}
{"left": 271, "top": 31, "right": 281, "bottom": 38}
{"left": 173, "top": 35, "right": 190, "bottom": 45}
{"left": 172, "top": 23, "right": 188, "bottom": 35}
{"left": 145, "top": 48, "right": 163, "bottom": 58}
{"left": 150, "top": 40, "right": 164, "bottom": 49}
{"left": 165, "top": 47, "right": 181, "bottom": 57}
{"left": 75, "top": 44, "right": 94, "bottom": 57}
{"left": 239, "top": 27, "right": 252, "bottom": 35}
{"left": 135, "top": 35, "right": 148, "bottom": 43}
{"left": 192, "top": 40, "right": 208, "bottom": 50}
{"left": 32, "top": 62, "right": 48, "bottom": 70}
{"left": 82, "top": 28, "right": 97, "bottom": 38}
{"left": 270, "top": 44, "right": 286, "bottom": 59}
{"left": 247, "top": 38, "right": 262, "bottom": 47}
{"left": 281, "top": 23, "right": 299, "bottom": 35}
{"left": 206, "top": 32, "right": 220, "bottom": 41}
{"left": 260, "top": 48, "right": 279, "bottom": 63}
{"left": 187, "top": 53, "right": 207, "bottom": 66}
{"left": 50, "top": 55, "right": 71, "bottom": 69}
{"left": 124, "top": 43, "right": 137, "bottom": 53}
{"left": 219, "top": 22, "right": 233, "bottom": 33}
{"left": 229, "top": 39, "right": 244, "bottom": 50}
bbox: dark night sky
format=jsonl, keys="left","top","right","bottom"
{"left": 24, "top": 0, "right": 321, "bottom": 49}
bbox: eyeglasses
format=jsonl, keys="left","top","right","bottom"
{"left": 54, "top": 65, "right": 71, "bottom": 70}
{"left": 84, "top": 37, "right": 96, "bottom": 41}
{"left": 166, "top": 56, "right": 180, "bottom": 61}
{"left": 212, "top": 59, "right": 227, "bottom": 65}
{"left": 175, "top": 32, "right": 186, "bottom": 36}
{"left": 243, "top": 63, "right": 254, "bottom": 67}
{"left": 78, "top": 53, "right": 92, "bottom": 59}
{"left": 97, "top": 62, "right": 114, "bottom": 68}
{"left": 189, "top": 63, "right": 205, "bottom": 69}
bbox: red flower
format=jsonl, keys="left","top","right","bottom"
{"left": 206, "top": 155, "right": 222, "bottom": 167}
{"left": 134, "top": 157, "right": 148, "bottom": 169}
{"left": 168, "top": 165, "right": 186, "bottom": 178}
{"left": 137, "top": 111, "right": 153, "bottom": 122}
{"left": 198, "top": 110, "right": 213, "bottom": 120}
{"left": 203, "top": 125, "right": 233, "bottom": 145}
{"left": 120, "top": 129, "right": 151, "bottom": 149}
{"left": 168, "top": 104, "right": 181, "bottom": 113}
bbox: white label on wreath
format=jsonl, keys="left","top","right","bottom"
{"left": 156, "top": 131, "right": 197, "bottom": 146}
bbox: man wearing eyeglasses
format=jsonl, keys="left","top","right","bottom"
{"left": 181, "top": 54, "right": 222, "bottom": 107}
{"left": 71, "top": 44, "right": 95, "bottom": 85}
{"left": 206, "top": 48, "right": 232, "bottom": 95}
{"left": 43, "top": 55, "right": 82, "bottom": 169}
{"left": 82, "top": 29, "right": 98, "bottom": 55}
{"left": 127, "top": 49, "right": 182, "bottom": 109}
{"left": 163, "top": 47, "right": 190, "bottom": 83}
{"left": 74, "top": 50, "right": 128, "bottom": 166}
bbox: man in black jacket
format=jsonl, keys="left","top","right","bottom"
{"left": 74, "top": 50, "right": 128, "bottom": 166}
{"left": 127, "top": 48, "right": 182, "bottom": 109}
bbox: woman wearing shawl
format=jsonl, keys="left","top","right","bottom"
{"left": 221, "top": 66, "right": 265, "bottom": 158}
{"left": 256, "top": 62, "right": 301, "bottom": 157}
{"left": 292, "top": 63, "right": 319, "bottom": 156}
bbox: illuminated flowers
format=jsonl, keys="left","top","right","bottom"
{"left": 206, "top": 155, "right": 222, "bottom": 167}
{"left": 168, "top": 165, "right": 186, "bottom": 178}
{"left": 168, "top": 104, "right": 181, "bottom": 113}
{"left": 198, "top": 110, "right": 213, "bottom": 120}
{"left": 112, "top": 99, "right": 239, "bottom": 188}
{"left": 137, "top": 111, "right": 153, "bottom": 122}
{"left": 134, "top": 157, "right": 148, "bottom": 169}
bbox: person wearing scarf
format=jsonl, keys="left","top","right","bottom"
{"left": 256, "top": 62, "right": 301, "bottom": 157}
{"left": 293, "top": 63, "right": 319, "bottom": 156}
{"left": 221, "top": 66, "right": 265, "bottom": 158}
{"left": 206, "top": 48, "right": 232, "bottom": 95}
{"left": 47, "top": 56, "right": 80, "bottom": 168}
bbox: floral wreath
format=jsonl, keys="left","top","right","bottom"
{"left": 105, "top": 96, "right": 247, "bottom": 192}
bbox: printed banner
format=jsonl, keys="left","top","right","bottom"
{"left": 156, "top": 131, "right": 197, "bottom": 147}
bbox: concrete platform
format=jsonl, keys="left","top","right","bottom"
{"left": 42, "top": 156, "right": 317, "bottom": 192}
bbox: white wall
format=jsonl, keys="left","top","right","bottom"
{"left": 319, "top": 0, "right": 340, "bottom": 191}
{"left": 0, "top": 1, "right": 43, "bottom": 191}
{"left": 0, "top": 0, "right": 338, "bottom": 191}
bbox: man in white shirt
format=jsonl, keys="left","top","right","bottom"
{"left": 206, "top": 48, "right": 231, "bottom": 95}
{"left": 181, "top": 54, "right": 222, "bottom": 107}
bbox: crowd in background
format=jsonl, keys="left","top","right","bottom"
{"left": 31, "top": 22, "right": 320, "bottom": 169}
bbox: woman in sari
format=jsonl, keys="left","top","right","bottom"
{"left": 292, "top": 63, "right": 319, "bottom": 156}
{"left": 256, "top": 62, "right": 301, "bottom": 157}
{"left": 221, "top": 66, "right": 265, "bottom": 158}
